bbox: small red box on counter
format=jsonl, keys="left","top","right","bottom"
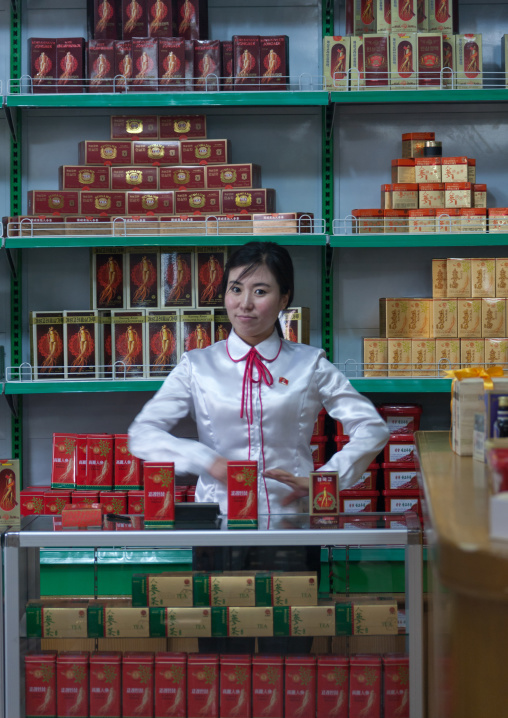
{"left": 285, "top": 656, "right": 316, "bottom": 718}
{"left": 147, "top": 0, "right": 175, "bottom": 37}
{"left": 100, "top": 490, "right": 128, "bottom": 513}
{"left": 175, "top": 0, "right": 208, "bottom": 40}
{"left": 187, "top": 654, "right": 219, "bottom": 718}
{"left": 384, "top": 434, "right": 417, "bottom": 464}
{"left": 382, "top": 462, "right": 418, "bottom": 489}
{"left": 349, "top": 655, "right": 381, "bottom": 718}
{"left": 61, "top": 502, "right": 104, "bottom": 528}
{"left": 56, "top": 652, "right": 89, "bottom": 718}
{"left": 310, "top": 471, "right": 339, "bottom": 516}
{"left": 29, "top": 38, "right": 56, "bottom": 93}
{"left": 89, "top": 0, "right": 120, "bottom": 40}
{"left": 90, "top": 652, "right": 122, "bottom": 718}
{"left": 155, "top": 652, "right": 187, "bottom": 718}
{"left": 56, "top": 38, "right": 85, "bottom": 93}
{"left": 233, "top": 35, "right": 260, "bottom": 89}
{"left": 220, "top": 655, "right": 252, "bottom": 718}
{"left": 132, "top": 36, "right": 158, "bottom": 90}
{"left": 27, "top": 191, "right": 80, "bottom": 216}
{"left": 160, "top": 165, "right": 205, "bottom": 190}
{"left": 25, "top": 652, "right": 57, "bottom": 718}
{"left": 158, "top": 37, "right": 186, "bottom": 90}
{"left": 206, "top": 164, "right": 261, "bottom": 189}
{"left": 88, "top": 40, "right": 115, "bottom": 93}
{"left": 317, "top": 655, "right": 349, "bottom": 718}
{"left": 128, "top": 489, "right": 145, "bottom": 513}
{"left": 378, "top": 403, "right": 422, "bottom": 434}
{"left": 51, "top": 433, "right": 77, "bottom": 489}
{"left": 194, "top": 40, "right": 222, "bottom": 90}
{"left": 180, "top": 139, "right": 230, "bottom": 165}
{"left": 79, "top": 140, "right": 132, "bottom": 165}
{"left": 133, "top": 140, "right": 180, "bottom": 165}
{"left": 80, "top": 191, "right": 127, "bottom": 216}
{"left": 174, "top": 189, "right": 220, "bottom": 215}
{"left": 260, "top": 35, "right": 289, "bottom": 89}
{"left": 252, "top": 655, "right": 283, "bottom": 718}
{"left": 84, "top": 434, "right": 114, "bottom": 490}
{"left": 21, "top": 486, "right": 49, "bottom": 517}
{"left": 122, "top": 0, "right": 148, "bottom": 39}
{"left": 227, "top": 460, "right": 258, "bottom": 528}
{"left": 122, "top": 653, "right": 154, "bottom": 718}
{"left": 383, "top": 654, "right": 410, "bottom": 718}
{"left": 114, "top": 40, "right": 133, "bottom": 90}
{"left": 144, "top": 462, "right": 175, "bottom": 528}
{"left": 340, "top": 490, "right": 379, "bottom": 513}
{"left": 59, "top": 165, "right": 110, "bottom": 190}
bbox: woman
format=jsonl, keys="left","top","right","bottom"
{"left": 128, "top": 241, "right": 389, "bottom": 514}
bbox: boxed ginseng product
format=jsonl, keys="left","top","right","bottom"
{"left": 432, "top": 299, "right": 458, "bottom": 338}
{"left": 160, "top": 247, "right": 195, "bottom": 307}
{"left": 160, "top": 114, "right": 207, "bottom": 139}
{"left": 100, "top": 490, "right": 127, "bottom": 513}
{"left": 345, "top": 0, "right": 377, "bottom": 35}
{"left": 27, "top": 600, "right": 88, "bottom": 638}
{"left": 224, "top": 607, "right": 273, "bottom": 637}
{"left": 0, "top": 458, "right": 20, "bottom": 525}
{"left": 419, "top": 184, "right": 444, "bottom": 209}
{"left": 86, "top": 40, "right": 117, "bottom": 92}
{"left": 20, "top": 486, "right": 48, "bottom": 517}
{"left": 349, "top": 656, "right": 381, "bottom": 718}
{"left": 473, "top": 184, "right": 487, "bottom": 208}
{"left": 27, "top": 190, "right": 79, "bottom": 216}
{"left": 181, "top": 139, "right": 231, "bottom": 165}
{"left": 111, "top": 166, "right": 158, "bottom": 190}
{"left": 436, "top": 338, "right": 460, "bottom": 371}
{"left": 59, "top": 165, "right": 110, "bottom": 190}
{"left": 221, "top": 40, "right": 234, "bottom": 90}
{"left": 253, "top": 212, "right": 314, "bottom": 235}
{"left": 121, "top": 0, "right": 148, "bottom": 39}
{"left": 418, "top": 33, "right": 442, "bottom": 87}
{"left": 81, "top": 191, "right": 127, "bottom": 216}
{"left": 51, "top": 434, "right": 76, "bottom": 489}
{"left": 461, "top": 208, "right": 486, "bottom": 233}
{"left": 57, "top": 653, "right": 89, "bottom": 718}
{"left": 391, "top": 0, "right": 417, "bottom": 32}
{"left": 485, "top": 339, "right": 508, "bottom": 369}
{"left": 29, "top": 38, "right": 56, "bottom": 93}
{"left": 233, "top": 35, "right": 260, "bottom": 89}
{"left": 90, "top": 652, "right": 122, "bottom": 718}
{"left": 412, "top": 339, "right": 436, "bottom": 376}
{"left": 429, "top": 0, "right": 453, "bottom": 33}
{"left": 208, "top": 214, "right": 254, "bottom": 235}
{"left": 25, "top": 652, "right": 57, "bottom": 718}
{"left": 350, "top": 35, "right": 364, "bottom": 88}
{"left": 155, "top": 653, "right": 187, "bottom": 718}
{"left": 79, "top": 140, "right": 132, "bottom": 164}
{"left": 415, "top": 157, "right": 441, "bottom": 184}
{"left": 260, "top": 35, "right": 289, "bottom": 90}
{"left": 209, "top": 573, "right": 257, "bottom": 607}
{"left": 457, "top": 299, "right": 482, "bottom": 338}
{"left": 271, "top": 572, "right": 318, "bottom": 606}
{"left": 111, "top": 309, "right": 146, "bottom": 378}
{"left": 111, "top": 114, "right": 158, "bottom": 139}
{"left": 285, "top": 656, "right": 316, "bottom": 718}
{"left": 133, "top": 140, "right": 180, "bottom": 165}
{"left": 64, "top": 310, "right": 99, "bottom": 379}
{"left": 160, "top": 165, "right": 206, "bottom": 190}
{"left": 147, "top": 0, "right": 175, "bottom": 37}
{"left": 56, "top": 38, "right": 85, "bottom": 93}
{"left": 127, "top": 190, "right": 173, "bottom": 215}
{"left": 196, "top": 248, "right": 227, "bottom": 308}
{"left": 213, "top": 310, "right": 232, "bottom": 342}
{"left": 132, "top": 572, "right": 194, "bottom": 607}
{"left": 352, "top": 209, "right": 384, "bottom": 233}
{"left": 490, "top": 209, "right": 508, "bottom": 235}
{"left": 84, "top": 434, "right": 113, "bottom": 490}
{"left": 461, "top": 338, "right": 485, "bottom": 367}
{"left": 391, "top": 159, "right": 415, "bottom": 184}
{"left": 112, "top": 215, "right": 161, "bottom": 238}
{"left": 432, "top": 259, "right": 447, "bottom": 298}
{"left": 175, "top": 0, "right": 208, "bottom": 40}
{"left": 447, "top": 257, "right": 472, "bottom": 298}
{"left": 223, "top": 189, "right": 275, "bottom": 214}
{"left": 418, "top": 0, "right": 430, "bottom": 30}
{"left": 290, "top": 605, "right": 335, "bottom": 636}
{"left": 174, "top": 189, "right": 221, "bottom": 215}
{"left": 377, "top": 0, "right": 391, "bottom": 32}
{"left": 114, "top": 39, "right": 132, "bottom": 90}
{"left": 131, "top": 36, "right": 158, "bottom": 90}
{"left": 409, "top": 208, "right": 436, "bottom": 233}
{"left": 388, "top": 338, "right": 412, "bottom": 376}
{"left": 402, "top": 131, "right": 435, "bottom": 159}
{"left": 206, "top": 164, "right": 261, "bottom": 189}
{"left": 150, "top": 607, "right": 212, "bottom": 637}
{"left": 436, "top": 207, "right": 461, "bottom": 233}
{"left": 92, "top": 248, "right": 126, "bottom": 310}
{"left": 6, "top": 215, "right": 65, "bottom": 238}
{"left": 227, "top": 460, "right": 258, "bottom": 529}
{"left": 88, "top": 0, "right": 120, "bottom": 39}
{"left": 114, "top": 434, "right": 142, "bottom": 490}
{"left": 482, "top": 298, "right": 506, "bottom": 338}
{"left": 323, "top": 36, "right": 349, "bottom": 91}
{"left": 30, "top": 311, "right": 65, "bottom": 379}
{"left": 317, "top": 655, "right": 348, "bottom": 718}
{"left": 442, "top": 156, "right": 468, "bottom": 182}
{"left": 363, "top": 34, "right": 389, "bottom": 89}
{"left": 443, "top": 33, "right": 455, "bottom": 88}
{"left": 391, "top": 183, "right": 418, "bottom": 209}
{"left": 380, "top": 298, "right": 410, "bottom": 338}
{"left": 496, "top": 258, "right": 508, "bottom": 296}
{"left": 88, "top": 600, "right": 150, "bottom": 638}
{"left": 219, "top": 655, "right": 251, "bottom": 718}
{"left": 383, "top": 655, "right": 410, "bottom": 718}
{"left": 158, "top": 37, "right": 186, "bottom": 90}
{"left": 122, "top": 653, "right": 154, "bottom": 717}
{"left": 181, "top": 310, "right": 213, "bottom": 351}
{"left": 252, "top": 655, "right": 284, "bottom": 718}
{"left": 146, "top": 309, "right": 180, "bottom": 376}
{"left": 364, "top": 338, "right": 388, "bottom": 376}
{"left": 193, "top": 40, "right": 221, "bottom": 90}
{"left": 187, "top": 655, "right": 219, "bottom": 717}
{"left": 144, "top": 461, "right": 175, "bottom": 529}
{"left": 44, "top": 489, "right": 72, "bottom": 515}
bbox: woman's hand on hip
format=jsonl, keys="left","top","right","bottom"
{"left": 264, "top": 468, "right": 309, "bottom": 506}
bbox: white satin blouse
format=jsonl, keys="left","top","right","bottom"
{"left": 128, "top": 328, "right": 390, "bottom": 514}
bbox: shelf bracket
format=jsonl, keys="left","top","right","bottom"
{"left": 3, "top": 390, "right": 18, "bottom": 420}
{"left": 327, "top": 103, "right": 336, "bottom": 142}
{"left": 4, "top": 247, "right": 18, "bottom": 281}
{"left": 4, "top": 105, "right": 18, "bottom": 143}
{"left": 10, "top": 0, "right": 18, "bottom": 13}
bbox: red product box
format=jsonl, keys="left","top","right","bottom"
{"left": 364, "top": 34, "right": 389, "bottom": 88}
{"left": 27, "top": 191, "right": 80, "bottom": 216}
{"left": 111, "top": 114, "right": 158, "bottom": 139}
{"left": 418, "top": 34, "right": 442, "bottom": 86}
{"left": 285, "top": 656, "right": 316, "bottom": 718}
{"left": 160, "top": 165, "right": 205, "bottom": 190}
{"left": 310, "top": 472, "right": 339, "bottom": 517}
{"left": 206, "top": 164, "right": 261, "bottom": 189}
{"left": 89, "top": 0, "right": 120, "bottom": 40}
{"left": 194, "top": 40, "right": 221, "bottom": 90}
{"left": 187, "top": 654, "right": 219, "bottom": 718}
{"left": 25, "top": 651, "right": 57, "bottom": 718}
{"left": 20, "top": 486, "right": 49, "bottom": 517}
{"left": 61, "top": 502, "right": 104, "bottom": 528}
{"left": 350, "top": 463, "right": 378, "bottom": 490}
{"left": 158, "top": 37, "right": 186, "bottom": 90}
{"left": 131, "top": 36, "right": 158, "bottom": 90}
{"left": 80, "top": 191, "right": 127, "bottom": 216}
{"left": 128, "top": 490, "right": 145, "bottom": 513}
{"left": 175, "top": 487, "right": 186, "bottom": 503}
{"left": 221, "top": 41, "right": 234, "bottom": 90}
{"left": 122, "top": 0, "right": 148, "bottom": 39}
{"left": 383, "top": 654, "right": 410, "bottom": 718}
{"left": 75, "top": 436, "right": 88, "bottom": 486}
{"left": 313, "top": 408, "right": 327, "bottom": 436}
{"left": 114, "top": 434, "right": 142, "bottom": 490}
{"left": 88, "top": 40, "right": 115, "bottom": 93}
{"left": 90, "top": 652, "right": 122, "bottom": 718}
{"left": 148, "top": 0, "right": 176, "bottom": 37}
{"left": 349, "top": 655, "right": 381, "bottom": 718}
{"left": 383, "top": 489, "right": 422, "bottom": 516}
{"left": 378, "top": 403, "right": 422, "bottom": 434}
{"left": 114, "top": 40, "right": 133, "bottom": 91}
{"left": 72, "top": 489, "right": 100, "bottom": 505}
{"left": 227, "top": 460, "right": 258, "bottom": 529}
{"left": 133, "top": 140, "right": 180, "bottom": 165}
{"left": 122, "top": 653, "right": 154, "bottom": 717}
{"left": 220, "top": 655, "right": 251, "bottom": 718}
{"left": 56, "top": 38, "right": 85, "bottom": 93}
{"left": 310, "top": 435, "right": 327, "bottom": 464}
{"left": 383, "top": 434, "right": 416, "bottom": 464}
{"left": 160, "top": 114, "right": 207, "bottom": 140}
{"left": 84, "top": 434, "right": 114, "bottom": 490}
{"left": 259, "top": 35, "right": 289, "bottom": 89}
{"left": 144, "top": 462, "right": 175, "bottom": 528}
{"left": 317, "top": 655, "right": 349, "bottom": 718}
{"left": 59, "top": 165, "right": 110, "bottom": 191}
{"left": 339, "top": 490, "right": 379, "bottom": 513}
{"left": 252, "top": 655, "right": 283, "bottom": 718}
{"left": 79, "top": 140, "right": 132, "bottom": 165}
{"left": 155, "top": 652, "right": 187, "bottom": 718}
{"left": 28, "top": 38, "right": 57, "bottom": 93}
{"left": 111, "top": 166, "right": 158, "bottom": 190}
{"left": 222, "top": 189, "right": 275, "bottom": 214}
{"left": 51, "top": 434, "right": 77, "bottom": 489}
{"left": 100, "top": 490, "right": 128, "bottom": 513}
{"left": 127, "top": 190, "right": 174, "bottom": 214}
{"left": 174, "top": 189, "right": 221, "bottom": 214}
{"left": 180, "top": 139, "right": 230, "bottom": 165}
{"left": 382, "top": 462, "right": 418, "bottom": 490}
{"left": 175, "top": 0, "right": 209, "bottom": 40}
{"left": 186, "top": 485, "right": 196, "bottom": 502}
{"left": 56, "top": 652, "right": 89, "bottom": 718}
{"left": 233, "top": 35, "right": 260, "bottom": 89}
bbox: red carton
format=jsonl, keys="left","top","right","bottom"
{"left": 25, "top": 652, "right": 57, "bottom": 718}
{"left": 59, "top": 165, "right": 110, "bottom": 190}
{"left": 194, "top": 40, "right": 221, "bottom": 90}
{"left": 227, "top": 460, "right": 258, "bottom": 528}
{"left": 20, "top": 486, "right": 49, "bottom": 517}
{"left": 75, "top": 436, "right": 88, "bottom": 485}
{"left": 222, "top": 189, "right": 275, "bottom": 214}
{"left": 383, "top": 434, "right": 416, "bottom": 463}
{"left": 364, "top": 34, "right": 389, "bottom": 88}
{"left": 382, "top": 462, "right": 418, "bottom": 490}
{"left": 72, "top": 489, "right": 100, "bottom": 505}
{"left": 122, "top": 653, "right": 154, "bottom": 717}
{"left": 187, "top": 654, "right": 219, "bottom": 718}
{"left": 61, "top": 502, "right": 104, "bottom": 528}
{"left": 89, "top": 0, "right": 120, "bottom": 40}
{"left": 100, "top": 491, "right": 128, "bottom": 513}
{"left": 160, "top": 165, "right": 205, "bottom": 190}
{"left": 206, "top": 164, "right": 261, "bottom": 189}
{"left": 317, "top": 655, "right": 349, "bottom": 718}
{"left": 233, "top": 35, "right": 260, "bottom": 89}
{"left": 44, "top": 490, "right": 72, "bottom": 515}
{"left": 285, "top": 656, "right": 316, "bottom": 718}
{"left": 127, "top": 249, "right": 158, "bottom": 309}
{"left": 127, "top": 190, "right": 174, "bottom": 214}
{"left": 51, "top": 434, "right": 77, "bottom": 489}
{"left": 175, "top": 0, "right": 209, "bottom": 40}
{"left": 349, "top": 655, "right": 381, "bottom": 718}
{"left": 383, "top": 489, "right": 422, "bottom": 516}
{"left": 148, "top": 0, "right": 176, "bottom": 37}
{"left": 94, "top": 251, "right": 125, "bottom": 310}
{"left": 220, "top": 655, "right": 251, "bottom": 718}
{"left": 196, "top": 250, "right": 226, "bottom": 307}
{"left": 128, "top": 489, "right": 145, "bottom": 513}
{"left": 111, "top": 114, "right": 158, "bottom": 139}
{"left": 146, "top": 309, "right": 179, "bottom": 376}
{"left": 56, "top": 38, "right": 85, "bottom": 93}
{"left": 160, "top": 249, "right": 195, "bottom": 307}
{"left": 80, "top": 191, "right": 127, "bottom": 216}
{"left": 180, "top": 139, "right": 230, "bottom": 165}
{"left": 133, "top": 140, "right": 180, "bottom": 165}
{"left": 174, "top": 189, "right": 221, "bottom": 215}
{"left": 114, "top": 434, "right": 142, "bottom": 489}
{"left": 160, "top": 114, "right": 207, "bottom": 140}
{"left": 158, "top": 37, "right": 186, "bottom": 90}
{"left": 122, "top": 0, "right": 148, "bottom": 39}
{"left": 252, "top": 655, "right": 283, "bottom": 718}
{"left": 27, "top": 191, "right": 79, "bottom": 216}
{"left": 111, "top": 165, "right": 158, "bottom": 191}
{"left": 144, "top": 461, "right": 175, "bottom": 528}
{"left": 349, "top": 463, "right": 378, "bottom": 490}
{"left": 155, "top": 652, "right": 187, "bottom": 718}
{"left": 132, "top": 36, "right": 158, "bottom": 90}
{"left": 221, "top": 41, "right": 234, "bottom": 90}
{"left": 79, "top": 140, "right": 132, "bottom": 165}
{"left": 383, "top": 654, "right": 410, "bottom": 718}
{"left": 56, "top": 652, "right": 89, "bottom": 718}
{"left": 90, "top": 652, "right": 122, "bottom": 718}
{"left": 260, "top": 35, "right": 289, "bottom": 89}
{"left": 339, "top": 490, "right": 379, "bottom": 512}
{"left": 29, "top": 38, "right": 56, "bottom": 93}
{"left": 114, "top": 39, "right": 133, "bottom": 91}
{"left": 378, "top": 403, "right": 422, "bottom": 434}
{"left": 418, "top": 33, "right": 442, "bottom": 86}
{"left": 85, "top": 434, "right": 114, "bottom": 490}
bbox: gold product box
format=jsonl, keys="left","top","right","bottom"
{"left": 482, "top": 298, "right": 506, "bottom": 338}
{"left": 112, "top": 217, "right": 161, "bottom": 237}
{"left": 389, "top": 32, "right": 417, "bottom": 88}
{"left": 418, "top": 0, "right": 429, "bottom": 31}
{"left": 132, "top": 572, "right": 193, "bottom": 607}
{"left": 473, "top": 184, "right": 487, "bottom": 209}
{"left": 252, "top": 212, "right": 314, "bottom": 235}
{"left": 350, "top": 35, "right": 365, "bottom": 89}
{"left": 352, "top": 209, "right": 384, "bottom": 233}
{"left": 471, "top": 258, "right": 496, "bottom": 297}
{"left": 349, "top": 0, "right": 377, "bottom": 36}
{"left": 391, "top": 0, "right": 417, "bottom": 32}
{"left": 432, "top": 259, "right": 447, "bottom": 298}
{"left": 384, "top": 209, "right": 409, "bottom": 233}
{"left": 485, "top": 339, "right": 508, "bottom": 369}
{"left": 388, "top": 338, "right": 412, "bottom": 377}
{"left": 290, "top": 605, "right": 335, "bottom": 637}
{"left": 456, "top": 34, "right": 482, "bottom": 88}
{"left": 412, "top": 339, "right": 436, "bottom": 377}
{"left": 442, "top": 157, "right": 468, "bottom": 183}
{"left": 442, "top": 34, "right": 455, "bottom": 88}
{"left": 460, "top": 209, "right": 487, "bottom": 233}
{"left": 0, "top": 458, "right": 20, "bottom": 526}
{"left": 436, "top": 208, "right": 461, "bottom": 233}
{"left": 432, "top": 299, "right": 458, "bottom": 338}
{"left": 391, "top": 159, "right": 415, "bottom": 184}
{"left": 496, "top": 258, "right": 508, "bottom": 297}
{"left": 271, "top": 573, "right": 318, "bottom": 607}
{"left": 210, "top": 574, "right": 256, "bottom": 607}
{"left": 458, "top": 299, "right": 482, "bottom": 338}
{"left": 429, "top": 0, "right": 453, "bottom": 33}
{"left": 159, "top": 215, "right": 208, "bottom": 236}
{"left": 207, "top": 214, "right": 254, "bottom": 235}
{"left": 419, "top": 184, "right": 444, "bottom": 208}
{"left": 461, "top": 339, "right": 485, "bottom": 367}
{"left": 447, "top": 258, "right": 471, "bottom": 298}
{"left": 445, "top": 181, "right": 473, "bottom": 208}
{"left": 7, "top": 216, "right": 67, "bottom": 237}
{"left": 489, "top": 209, "right": 508, "bottom": 235}
{"left": 26, "top": 600, "right": 89, "bottom": 638}
{"left": 364, "top": 338, "right": 388, "bottom": 377}
{"left": 381, "top": 185, "right": 392, "bottom": 210}
{"left": 228, "top": 607, "right": 273, "bottom": 637}
{"left": 468, "top": 158, "right": 476, "bottom": 183}
{"left": 66, "top": 216, "right": 112, "bottom": 237}
{"left": 376, "top": 0, "right": 391, "bottom": 33}
{"left": 351, "top": 602, "right": 398, "bottom": 635}
{"left": 380, "top": 298, "right": 410, "bottom": 338}
{"left": 401, "top": 131, "right": 435, "bottom": 159}
{"left": 436, "top": 338, "right": 460, "bottom": 372}
{"left": 409, "top": 209, "right": 436, "bottom": 233}
{"left": 323, "top": 36, "right": 350, "bottom": 91}
{"left": 279, "top": 307, "right": 310, "bottom": 344}
{"left": 415, "top": 158, "right": 442, "bottom": 184}
{"left": 150, "top": 607, "right": 212, "bottom": 638}
{"left": 407, "top": 299, "right": 431, "bottom": 338}
{"left": 391, "top": 183, "right": 418, "bottom": 210}
{"left": 88, "top": 603, "right": 150, "bottom": 638}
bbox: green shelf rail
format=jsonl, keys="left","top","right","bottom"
{"left": 350, "top": 378, "right": 452, "bottom": 393}
{"left": 330, "top": 233, "right": 508, "bottom": 248}
{"left": 331, "top": 88, "right": 508, "bottom": 104}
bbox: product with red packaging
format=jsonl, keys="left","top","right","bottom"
{"left": 220, "top": 654, "right": 251, "bottom": 718}
{"left": 79, "top": 140, "right": 132, "bottom": 165}
{"left": 72, "top": 489, "right": 100, "bottom": 505}
{"left": 144, "top": 461, "right": 175, "bottom": 528}
{"left": 187, "top": 654, "right": 219, "bottom": 718}
{"left": 222, "top": 189, "right": 275, "bottom": 215}
{"left": 158, "top": 37, "right": 186, "bottom": 90}
{"left": 155, "top": 652, "right": 187, "bottom": 718}
{"left": 174, "top": 189, "right": 221, "bottom": 215}
{"left": 309, "top": 472, "right": 339, "bottom": 517}
{"left": 180, "top": 139, "right": 230, "bottom": 165}
{"left": 378, "top": 403, "right": 422, "bottom": 435}
{"left": 90, "top": 652, "right": 122, "bottom": 718}
{"left": 84, "top": 434, "right": 114, "bottom": 490}
{"left": 160, "top": 114, "right": 207, "bottom": 139}
{"left": 285, "top": 656, "right": 316, "bottom": 718}
{"left": 100, "top": 490, "right": 128, "bottom": 513}
{"left": 56, "top": 652, "right": 89, "bottom": 718}
{"left": 252, "top": 655, "right": 283, "bottom": 718}
{"left": 29, "top": 38, "right": 56, "bottom": 93}
{"left": 160, "top": 165, "right": 205, "bottom": 190}
{"left": 317, "top": 655, "right": 349, "bottom": 718}
{"left": 114, "top": 39, "right": 132, "bottom": 90}
{"left": 56, "top": 38, "right": 85, "bottom": 93}
{"left": 383, "top": 489, "right": 422, "bottom": 517}
{"left": 25, "top": 651, "right": 57, "bottom": 718}
{"left": 114, "top": 434, "right": 142, "bottom": 489}
{"left": 193, "top": 40, "right": 221, "bottom": 90}
{"left": 44, "top": 489, "right": 72, "bottom": 515}
{"left": 313, "top": 408, "right": 327, "bottom": 436}
{"left": 175, "top": 0, "right": 209, "bottom": 40}
{"left": 133, "top": 140, "right": 180, "bottom": 165}
{"left": 340, "top": 490, "right": 379, "bottom": 513}
{"left": 382, "top": 463, "right": 418, "bottom": 490}
{"left": 227, "top": 460, "right": 258, "bottom": 528}
{"left": 233, "top": 35, "right": 260, "bottom": 89}
{"left": 61, "top": 502, "right": 104, "bottom": 528}
{"left": 122, "top": 0, "right": 148, "bottom": 39}
{"left": 310, "top": 435, "right": 327, "bottom": 464}
{"left": 131, "top": 36, "right": 158, "bottom": 90}
{"left": 128, "top": 489, "right": 145, "bottom": 513}
{"left": 122, "top": 652, "right": 154, "bottom": 717}
{"left": 383, "top": 654, "right": 410, "bottom": 718}
{"left": 350, "top": 463, "right": 378, "bottom": 490}
{"left": 349, "top": 654, "right": 381, "bottom": 718}
{"left": 147, "top": 0, "right": 175, "bottom": 37}
{"left": 88, "top": 0, "right": 120, "bottom": 40}
{"left": 384, "top": 435, "right": 416, "bottom": 464}
{"left": 221, "top": 41, "right": 233, "bottom": 90}
{"left": 51, "top": 433, "right": 77, "bottom": 489}
{"left": 88, "top": 40, "right": 116, "bottom": 92}
{"left": 259, "top": 35, "right": 289, "bottom": 89}
{"left": 21, "top": 486, "right": 49, "bottom": 516}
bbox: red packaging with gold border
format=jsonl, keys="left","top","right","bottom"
{"left": 182, "top": 310, "right": 213, "bottom": 351}
{"left": 206, "top": 164, "right": 261, "bottom": 189}
{"left": 160, "top": 165, "right": 206, "bottom": 190}
{"left": 309, "top": 472, "right": 339, "bottom": 516}
{"left": 144, "top": 461, "right": 175, "bottom": 528}
{"left": 158, "top": 37, "right": 186, "bottom": 90}
{"left": 122, "top": 652, "right": 154, "bottom": 718}
{"left": 383, "top": 654, "right": 410, "bottom": 718}
{"left": 222, "top": 189, "right": 275, "bottom": 214}
{"left": 122, "top": 0, "right": 148, "bottom": 39}
{"left": 155, "top": 652, "right": 187, "bottom": 718}
{"left": 313, "top": 408, "right": 326, "bottom": 436}
{"left": 233, "top": 35, "right": 260, "bottom": 89}
{"left": 89, "top": 0, "right": 119, "bottom": 40}
{"left": 180, "top": 139, "right": 230, "bottom": 165}
{"left": 128, "top": 490, "right": 145, "bottom": 513}
{"left": 382, "top": 489, "right": 422, "bottom": 517}
{"left": 51, "top": 433, "right": 77, "bottom": 489}
{"left": 227, "top": 460, "right": 258, "bottom": 528}
{"left": 363, "top": 34, "right": 389, "bottom": 88}
{"left": 21, "top": 486, "right": 49, "bottom": 517}
{"left": 417, "top": 33, "right": 442, "bottom": 87}
{"left": 127, "top": 190, "right": 174, "bottom": 214}
{"left": 44, "top": 490, "right": 72, "bottom": 515}
{"left": 56, "top": 652, "right": 89, "bottom": 718}
{"left": 193, "top": 40, "right": 221, "bottom": 90}
{"left": 160, "top": 114, "right": 207, "bottom": 140}
{"left": 310, "top": 436, "right": 327, "bottom": 465}
{"left": 114, "top": 434, "right": 142, "bottom": 490}
{"left": 175, "top": 0, "right": 209, "bottom": 41}
{"left": 25, "top": 651, "right": 57, "bottom": 718}
{"left": 29, "top": 38, "right": 57, "bottom": 93}
{"left": 131, "top": 37, "right": 158, "bottom": 90}
{"left": 147, "top": 0, "right": 175, "bottom": 37}
{"left": 27, "top": 191, "right": 79, "bottom": 216}
{"left": 114, "top": 40, "right": 132, "bottom": 91}
{"left": 174, "top": 189, "right": 221, "bottom": 215}
{"left": 349, "top": 655, "right": 381, "bottom": 718}
{"left": 72, "top": 489, "right": 100, "bottom": 504}
{"left": 79, "top": 140, "right": 132, "bottom": 165}
{"left": 111, "top": 114, "right": 158, "bottom": 139}
{"left": 196, "top": 249, "right": 226, "bottom": 308}
{"left": 133, "top": 140, "right": 180, "bottom": 165}
{"left": 187, "top": 654, "right": 219, "bottom": 718}
{"left": 317, "top": 655, "right": 349, "bottom": 718}
{"left": 252, "top": 655, "right": 283, "bottom": 718}
{"left": 111, "top": 166, "right": 158, "bottom": 190}
{"left": 59, "top": 165, "right": 110, "bottom": 191}
{"left": 85, "top": 434, "right": 114, "bottom": 490}
{"left": 146, "top": 309, "right": 179, "bottom": 377}
{"left": 259, "top": 35, "right": 289, "bottom": 90}
{"left": 100, "top": 490, "right": 128, "bottom": 513}
{"left": 81, "top": 192, "right": 127, "bottom": 216}
{"left": 56, "top": 38, "right": 85, "bottom": 94}
{"left": 285, "top": 656, "right": 316, "bottom": 718}
{"left": 219, "top": 655, "right": 251, "bottom": 718}
{"left": 90, "top": 652, "right": 122, "bottom": 718}
{"left": 88, "top": 40, "right": 116, "bottom": 92}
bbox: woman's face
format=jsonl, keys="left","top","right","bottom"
{"left": 225, "top": 263, "right": 289, "bottom": 346}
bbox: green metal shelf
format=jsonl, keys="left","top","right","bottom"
{"left": 330, "top": 233, "right": 508, "bottom": 248}
{"left": 331, "top": 88, "right": 508, "bottom": 104}
{"left": 4, "top": 234, "right": 327, "bottom": 249}
{"left": 5, "top": 90, "right": 329, "bottom": 109}
{"left": 350, "top": 378, "right": 452, "bottom": 393}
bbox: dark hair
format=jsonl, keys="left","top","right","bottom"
{"left": 222, "top": 242, "right": 294, "bottom": 337}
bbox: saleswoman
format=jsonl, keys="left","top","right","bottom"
{"left": 128, "top": 241, "right": 389, "bottom": 513}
